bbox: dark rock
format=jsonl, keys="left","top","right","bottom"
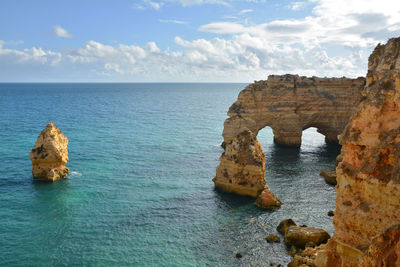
{"left": 277, "top": 219, "right": 297, "bottom": 235}
{"left": 266, "top": 234, "right": 280, "bottom": 243}
{"left": 328, "top": 210, "right": 334, "bottom": 216}
{"left": 235, "top": 252, "right": 242, "bottom": 258}
{"left": 285, "top": 226, "right": 330, "bottom": 248}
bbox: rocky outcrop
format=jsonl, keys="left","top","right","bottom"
{"left": 30, "top": 122, "right": 69, "bottom": 181}
{"left": 214, "top": 75, "right": 364, "bottom": 203}
{"left": 316, "top": 37, "right": 400, "bottom": 266}
{"left": 222, "top": 75, "right": 365, "bottom": 147}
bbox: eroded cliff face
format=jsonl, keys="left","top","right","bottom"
{"left": 223, "top": 75, "right": 365, "bottom": 147}
{"left": 319, "top": 37, "right": 400, "bottom": 266}
{"left": 30, "top": 122, "right": 69, "bottom": 181}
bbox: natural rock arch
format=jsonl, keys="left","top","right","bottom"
{"left": 222, "top": 74, "right": 365, "bottom": 147}
{"left": 214, "top": 74, "right": 365, "bottom": 207}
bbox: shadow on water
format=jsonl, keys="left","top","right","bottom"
{"left": 213, "top": 188, "right": 255, "bottom": 209}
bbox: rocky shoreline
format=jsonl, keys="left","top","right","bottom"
{"left": 215, "top": 37, "right": 400, "bottom": 266}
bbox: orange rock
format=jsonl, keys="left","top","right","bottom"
{"left": 222, "top": 74, "right": 364, "bottom": 147}
{"left": 255, "top": 188, "right": 282, "bottom": 209}
{"left": 29, "top": 122, "right": 69, "bottom": 181}
{"left": 213, "top": 129, "right": 269, "bottom": 198}
{"left": 320, "top": 37, "right": 400, "bottom": 267}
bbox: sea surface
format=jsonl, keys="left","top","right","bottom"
{"left": 0, "top": 83, "right": 340, "bottom": 266}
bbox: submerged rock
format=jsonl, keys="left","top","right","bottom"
{"left": 319, "top": 169, "right": 337, "bottom": 185}
{"left": 285, "top": 226, "right": 330, "bottom": 248}
{"left": 29, "top": 122, "right": 69, "bottom": 181}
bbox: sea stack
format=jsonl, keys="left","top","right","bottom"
{"left": 213, "top": 129, "right": 281, "bottom": 209}
{"left": 314, "top": 37, "right": 400, "bottom": 266}
{"left": 29, "top": 122, "right": 69, "bottom": 181}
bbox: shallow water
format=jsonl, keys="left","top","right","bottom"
{"left": 0, "top": 83, "right": 339, "bottom": 266}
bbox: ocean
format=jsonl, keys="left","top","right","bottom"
{"left": 0, "top": 83, "right": 339, "bottom": 266}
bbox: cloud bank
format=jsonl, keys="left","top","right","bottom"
{"left": 1, "top": 0, "right": 400, "bottom": 81}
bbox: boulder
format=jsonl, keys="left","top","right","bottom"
{"left": 277, "top": 219, "right": 297, "bottom": 235}
{"left": 285, "top": 226, "right": 330, "bottom": 248}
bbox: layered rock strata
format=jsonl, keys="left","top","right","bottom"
{"left": 222, "top": 75, "right": 365, "bottom": 147}
{"left": 30, "top": 122, "right": 69, "bottom": 181}
{"left": 317, "top": 37, "right": 400, "bottom": 266}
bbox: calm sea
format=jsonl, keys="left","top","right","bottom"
{"left": 0, "top": 83, "right": 339, "bottom": 266}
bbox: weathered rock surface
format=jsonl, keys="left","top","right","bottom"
{"left": 213, "top": 129, "right": 268, "bottom": 197}
{"left": 222, "top": 74, "right": 365, "bottom": 147}
{"left": 285, "top": 226, "right": 330, "bottom": 248}
{"left": 255, "top": 188, "right": 282, "bottom": 209}
{"left": 30, "top": 122, "right": 69, "bottom": 181}
{"left": 317, "top": 37, "right": 400, "bottom": 266}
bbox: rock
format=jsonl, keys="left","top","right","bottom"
{"left": 320, "top": 169, "right": 337, "bottom": 185}
{"left": 266, "top": 234, "right": 281, "bottom": 243}
{"left": 222, "top": 74, "right": 364, "bottom": 147}
{"left": 319, "top": 37, "right": 400, "bottom": 266}
{"left": 235, "top": 252, "right": 242, "bottom": 258}
{"left": 255, "top": 188, "right": 282, "bottom": 209}
{"left": 285, "top": 226, "right": 330, "bottom": 248}
{"left": 29, "top": 122, "right": 69, "bottom": 181}
{"left": 358, "top": 225, "right": 400, "bottom": 266}
{"left": 213, "top": 130, "right": 279, "bottom": 200}
{"left": 277, "top": 219, "right": 297, "bottom": 235}
{"left": 327, "top": 210, "right": 334, "bottom": 217}
{"left": 288, "top": 245, "right": 327, "bottom": 267}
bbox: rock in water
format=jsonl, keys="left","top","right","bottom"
{"left": 277, "top": 219, "right": 297, "bottom": 235}
{"left": 319, "top": 169, "right": 337, "bottom": 185}
{"left": 255, "top": 188, "right": 282, "bottom": 209}
{"left": 213, "top": 129, "right": 269, "bottom": 198}
{"left": 266, "top": 234, "right": 281, "bottom": 243}
{"left": 285, "top": 226, "right": 330, "bottom": 248}
{"left": 29, "top": 122, "right": 69, "bottom": 181}
{"left": 316, "top": 37, "right": 400, "bottom": 266}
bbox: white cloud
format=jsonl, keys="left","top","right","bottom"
{"left": 149, "top": 1, "right": 164, "bottom": 10}
{"left": 288, "top": 1, "right": 307, "bottom": 11}
{"left": 239, "top": 9, "right": 253, "bottom": 14}
{"left": 159, "top": 19, "right": 188, "bottom": 24}
{"left": 2, "top": 0, "right": 400, "bottom": 81}
{"left": 53, "top": 25, "right": 72, "bottom": 38}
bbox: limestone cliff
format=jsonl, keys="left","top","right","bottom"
{"left": 317, "top": 37, "right": 400, "bottom": 266}
{"left": 30, "top": 122, "right": 69, "bottom": 181}
{"left": 223, "top": 75, "right": 365, "bottom": 147}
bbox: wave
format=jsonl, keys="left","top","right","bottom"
{"left": 69, "top": 171, "right": 82, "bottom": 177}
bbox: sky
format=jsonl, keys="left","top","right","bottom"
{"left": 0, "top": 0, "right": 399, "bottom": 82}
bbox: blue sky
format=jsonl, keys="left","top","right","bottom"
{"left": 0, "top": 0, "right": 399, "bottom": 82}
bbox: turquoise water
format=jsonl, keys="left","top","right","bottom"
{"left": 0, "top": 83, "right": 339, "bottom": 266}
